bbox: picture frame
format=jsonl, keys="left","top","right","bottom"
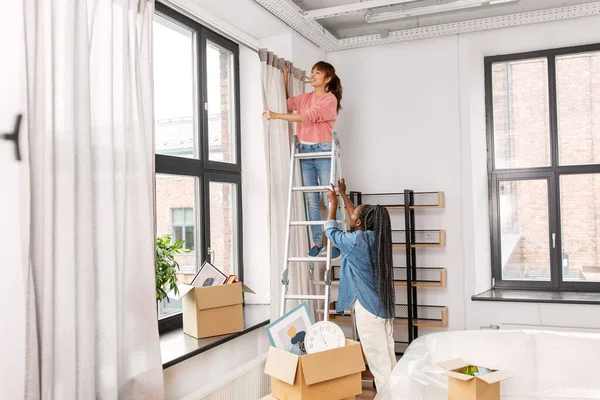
{"left": 190, "top": 260, "right": 228, "bottom": 287}
{"left": 265, "top": 302, "right": 314, "bottom": 355}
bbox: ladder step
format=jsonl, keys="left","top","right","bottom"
{"left": 290, "top": 220, "right": 343, "bottom": 226}
{"left": 285, "top": 295, "right": 327, "bottom": 300}
{"left": 314, "top": 281, "right": 340, "bottom": 286}
{"left": 288, "top": 256, "right": 329, "bottom": 262}
{"left": 292, "top": 186, "right": 331, "bottom": 193}
{"left": 294, "top": 152, "right": 334, "bottom": 160}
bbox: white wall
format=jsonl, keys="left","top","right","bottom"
{"left": 0, "top": 0, "right": 27, "bottom": 398}
{"left": 260, "top": 33, "right": 293, "bottom": 61}
{"left": 291, "top": 32, "right": 327, "bottom": 74}
{"left": 164, "top": 329, "right": 270, "bottom": 399}
{"left": 173, "top": 0, "right": 290, "bottom": 45}
{"left": 328, "top": 14, "right": 600, "bottom": 333}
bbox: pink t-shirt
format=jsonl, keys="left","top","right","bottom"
{"left": 287, "top": 92, "right": 337, "bottom": 143}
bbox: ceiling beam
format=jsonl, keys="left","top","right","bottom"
{"left": 303, "top": 0, "right": 419, "bottom": 20}
{"left": 254, "top": 0, "right": 600, "bottom": 51}
{"left": 365, "top": 0, "right": 518, "bottom": 23}
{"left": 342, "top": 1, "right": 600, "bottom": 49}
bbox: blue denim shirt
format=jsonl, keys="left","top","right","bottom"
{"left": 324, "top": 220, "right": 394, "bottom": 319}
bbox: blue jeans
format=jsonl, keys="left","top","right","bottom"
{"left": 299, "top": 142, "right": 339, "bottom": 246}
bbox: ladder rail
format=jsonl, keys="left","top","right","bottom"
{"left": 281, "top": 132, "right": 347, "bottom": 324}
{"left": 322, "top": 134, "right": 341, "bottom": 323}
{"left": 280, "top": 137, "right": 299, "bottom": 317}
{"left": 335, "top": 132, "right": 348, "bottom": 234}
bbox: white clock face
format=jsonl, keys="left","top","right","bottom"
{"left": 305, "top": 321, "right": 346, "bottom": 354}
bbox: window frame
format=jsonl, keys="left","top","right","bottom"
{"left": 485, "top": 42, "right": 600, "bottom": 292}
{"left": 155, "top": 2, "right": 244, "bottom": 330}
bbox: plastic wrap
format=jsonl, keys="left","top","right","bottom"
{"left": 375, "top": 330, "right": 600, "bottom": 400}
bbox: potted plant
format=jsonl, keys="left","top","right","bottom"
{"left": 155, "top": 234, "right": 190, "bottom": 303}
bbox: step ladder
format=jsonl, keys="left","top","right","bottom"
{"left": 280, "top": 132, "right": 347, "bottom": 321}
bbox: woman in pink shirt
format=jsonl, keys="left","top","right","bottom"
{"left": 263, "top": 61, "right": 343, "bottom": 258}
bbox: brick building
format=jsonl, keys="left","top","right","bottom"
{"left": 492, "top": 51, "right": 600, "bottom": 281}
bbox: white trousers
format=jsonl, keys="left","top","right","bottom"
{"left": 353, "top": 299, "right": 396, "bottom": 392}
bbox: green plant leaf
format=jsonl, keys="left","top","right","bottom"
{"left": 155, "top": 234, "right": 188, "bottom": 302}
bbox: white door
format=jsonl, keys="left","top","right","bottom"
{"left": 0, "top": 1, "right": 27, "bottom": 398}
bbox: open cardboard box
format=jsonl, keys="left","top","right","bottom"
{"left": 168, "top": 282, "right": 254, "bottom": 339}
{"left": 264, "top": 339, "right": 366, "bottom": 400}
{"left": 438, "top": 359, "right": 512, "bottom": 400}
{"left": 260, "top": 395, "right": 356, "bottom": 400}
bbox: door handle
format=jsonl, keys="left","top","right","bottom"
{"left": 1, "top": 114, "right": 22, "bottom": 161}
{"left": 208, "top": 247, "right": 215, "bottom": 264}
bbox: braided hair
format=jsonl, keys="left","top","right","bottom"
{"left": 358, "top": 205, "right": 395, "bottom": 319}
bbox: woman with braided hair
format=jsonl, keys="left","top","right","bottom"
{"left": 324, "top": 179, "right": 396, "bottom": 393}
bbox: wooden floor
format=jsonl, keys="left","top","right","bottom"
{"left": 357, "top": 368, "right": 377, "bottom": 399}
{"left": 356, "top": 382, "right": 377, "bottom": 399}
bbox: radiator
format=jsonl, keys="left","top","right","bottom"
{"left": 181, "top": 354, "right": 271, "bottom": 400}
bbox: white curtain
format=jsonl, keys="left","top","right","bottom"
{"left": 260, "top": 50, "right": 316, "bottom": 321}
{"left": 22, "top": 0, "right": 164, "bottom": 398}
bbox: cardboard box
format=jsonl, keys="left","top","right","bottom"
{"left": 438, "top": 359, "right": 512, "bottom": 400}
{"left": 264, "top": 339, "right": 366, "bottom": 400}
{"left": 261, "top": 395, "right": 356, "bottom": 400}
{"left": 170, "top": 282, "right": 253, "bottom": 339}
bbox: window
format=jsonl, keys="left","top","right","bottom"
{"left": 154, "top": 3, "right": 243, "bottom": 323}
{"left": 486, "top": 43, "right": 600, "bottom": 291}
{"left": 172, "top": 208, "right": 195, "bottom": 251}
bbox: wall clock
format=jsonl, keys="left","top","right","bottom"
{"left": 305, "top": 321, "right": 345, "bottom": 354}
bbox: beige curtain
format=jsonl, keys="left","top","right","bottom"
{"left": 259, "top": 50, "right": 317, "bottom": 321}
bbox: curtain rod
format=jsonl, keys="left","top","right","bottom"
{"left": 159, "top": 0, "right": 259, "bottom": 53}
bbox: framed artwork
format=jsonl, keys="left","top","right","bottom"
{"left": 266, "top": 302, "right": 314, "bottom": 355}
{"left": 190, "top": 261, "right": 228, "bottom": 287}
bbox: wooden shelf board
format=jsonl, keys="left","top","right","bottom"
{"left": 412, "top": 280, "right": 445, "bottom": 288}
{"left": 392, "top": 230, "right": 446, "bottom": 249}
{"left": 316, "top": 281, "right": 406, "bottom": 287}
{"left": 393, "top": 243, "right": 444, "bottom": 249}
{"left": 316, "top": 306, "right": 448, "bottom": 328}
{"left": 440, "top": 268, "right": 447, "bottom": 287}
{"left": 384, "top": 205, "right": 443, "bottom": 210}
{"left": 395, "top": 319, "right": 446, "bottom": 328}
{"left": 324, "top": 269, "right": 446, "bottom": 288}
{"left": 321, "top": 280, "right": 446, "bottom": 288}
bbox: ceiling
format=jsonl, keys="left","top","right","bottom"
{"left": 253, "top": 0, "right": 600, "bottom": 50}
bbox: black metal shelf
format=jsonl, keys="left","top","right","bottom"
{"left": 317, "top": 304, "right": 448, "bottom": 328}
{"left": 332, "top": 266, "right": 446, "bottom": 287}
{"left": 350, "top": 189, "right": 448, "bottom": 349}
{"left": 349, "top": 191, "right": 444, "bottom": 208}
